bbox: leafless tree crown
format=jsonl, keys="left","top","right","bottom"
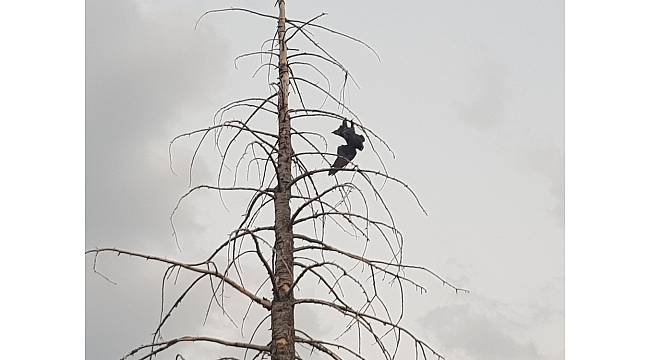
{"left": 87, "top": 2, "right": 467, "bottom": 360}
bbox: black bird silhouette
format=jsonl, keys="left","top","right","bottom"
{"left": 328, "top": 144, "right": 357, "bottom": 175}
{"left": 332, "top": 120, "right": 365, "bottom": 151}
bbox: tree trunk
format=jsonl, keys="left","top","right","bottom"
{"left": 271, "top": 1, "right": 295, "bottom": 360}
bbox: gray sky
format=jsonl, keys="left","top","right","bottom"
{"left": 86, "top": 0, "right": 564, "bottom": 359}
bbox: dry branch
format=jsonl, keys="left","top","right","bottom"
{"left": 87, "top": 4, "right": 467, "bottom": 360}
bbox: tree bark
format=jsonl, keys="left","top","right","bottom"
{"left": 271, "top": 1, "right": 295, "bottom": 360}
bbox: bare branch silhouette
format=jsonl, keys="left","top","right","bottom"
{"left": 87, "top": 2, "right": 467, "bottom": 360}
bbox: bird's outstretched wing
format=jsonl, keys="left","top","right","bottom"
{"left": 332, "top": 123, "right": 347, "bottom": 138}
{"left": 328, "top": 144, "right": 357, "bottom": 175}
{"left": 331, "top": 120, "right": 365, "bottom": 151}
{"left": 348, "top": 133, "right": 365, "bottom": 151}
{"left": 342, "top": 127, "right": 365, "bottom": 151}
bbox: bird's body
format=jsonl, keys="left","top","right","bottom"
{"left": 332, "top": 120, "right": 365, "bottom": 151}
{"left": 328, "top": 144, "right": 357, "bottom": 175}
{"left": 342, "top": 128, "right": 365, "bottom": 151}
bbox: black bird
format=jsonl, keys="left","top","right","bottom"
{"left": 332, "top": 120, "right": 365, "bottom": 151}
{"left": 328, "top": 144, "right": 357, "bottom": 175}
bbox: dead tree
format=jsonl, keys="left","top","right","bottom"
{"left": 87, "top": 1, "right": 467, "bottom": 360}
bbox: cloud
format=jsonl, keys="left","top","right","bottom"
{"left": 86, "top": 0, "right": 564, "bottom": 359}
{"left": 86, "top": 1, "right": 234, "bottom": 358}
{"left": 422, "top": 303, "right": 541, "bottom": 360}
{"left": 420, "top": 282, "right": 564, "bottom": 360}
{"left": 86, "top": 0, "right": 227, "bottom": 251}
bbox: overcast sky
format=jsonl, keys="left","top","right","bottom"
{"left": 86, "top": 0, "right": 564, "bottom": 359}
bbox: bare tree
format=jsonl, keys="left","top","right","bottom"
{"left": 87, "top": 2, "right": 467, "bottom": 360}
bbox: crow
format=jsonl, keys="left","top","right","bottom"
{"left": 328, "top": 144, "right": 357, "bottom": 175}
{"left": 332, "top": 120, "right": 365, "bottom": 151}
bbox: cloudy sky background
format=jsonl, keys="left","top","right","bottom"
{"left": 86, "top": 0, "right": 564, "bottom": 359}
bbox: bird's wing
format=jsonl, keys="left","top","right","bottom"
{"left": 342, "top": 128, "right": 355, "bottom": 140}
{"left": 333, "top": 121, "right": 349, "bottom": 138}
{"left": 332, "top": 124, "right": 346, "bottom": 138}
{"left": 351, "top": 134, "right": 365, "bottom": 151}
{"left": 342, "top": 129, "right": 365, "bottom": 151}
